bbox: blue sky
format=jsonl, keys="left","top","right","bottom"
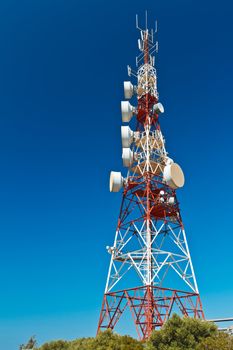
{"left": 0, "top": 0, "right": 232, "bottom": 348}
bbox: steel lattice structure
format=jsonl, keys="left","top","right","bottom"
{"left": 97, "top": 14, "right": 204, "bottom": 340}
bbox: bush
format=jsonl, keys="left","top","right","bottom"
{"left": 39, "top": 340, "right": 69, "bottom": 350}
{"left": 197, "top": 332, "right": 233, "bottom": 350}
{"left": 37, "top": 330, "right": 143, "bottom": 350}
{"left": 35, "top": 316, "right": 233, "bottom": 350}
{"left": 146, "top": 314, "right": 218, "bottom": 350}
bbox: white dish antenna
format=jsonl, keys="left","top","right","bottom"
{"left": 121, "top": 126, "right": 134, "bottom": 147}
{"left": 163, "top": 163, "right": 185, "bottom": 189}
{"left": 109, "top": 171, "right": 124, "bottom": 192}
{"left": 122, "top": 148, "right": 135, "bottom": 167}
{"left": 124, "top": 81, "right": 134, "bottom": 99}
{"left": 121, "top": 101, "right": 136, "bottom": 122}
{"left": 153, "top": 102, "right": 164, "bottom": 114}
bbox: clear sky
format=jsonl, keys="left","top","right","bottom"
{"left": 0, "top": 0, "right": 232, "bottom": 349}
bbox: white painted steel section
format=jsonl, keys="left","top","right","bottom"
{"left": 105, "top": 217, "right": 199, "bottom": 293}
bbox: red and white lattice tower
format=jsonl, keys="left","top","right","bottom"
{"left": 97, "top": 14, "right": 204, "bottom": 340}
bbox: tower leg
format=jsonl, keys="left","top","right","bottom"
{"left": 97, "top": 286, "right": 204, "bottom": 340}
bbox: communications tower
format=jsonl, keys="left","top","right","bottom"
{"left": 97, "top": 14, "right": 204, "bottom": 340}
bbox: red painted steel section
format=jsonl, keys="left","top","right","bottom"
{"left": 97, "top": 286, "right": 204, "bottom": 340}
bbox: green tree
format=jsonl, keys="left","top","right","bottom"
{"left": 39, "top": 340, "right": 69, "bottom": 350}
{"left": 197, "top": 332, "right": 233, "bottom": 350}
{"left": 36, "top": 318, "right": 233, "bottom": 350}
{"left": 37, "top": 330, "right": 143, "bottom": 350}
{"left": 146, "top": 314, "right": 218, "bottom": 350}
{"left": 69, "top": 337, "right": 94, "bottom": 350}
{"left": 86, "top": 330, "right": 143, "bottom": 350}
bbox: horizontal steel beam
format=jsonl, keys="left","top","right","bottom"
{"left": 208, "top": 318, "right": 233, "bottom": 323}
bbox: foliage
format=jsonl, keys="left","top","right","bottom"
{"left": 37, "top": 329, "right": 143, "bottom": 350}
{"left": 35, "top": 316, "right": 233, "bottom": 350}
{"left": 197, "top": 332, "right": 233, "bottom": 350}
{"left": 145, "top": 314, "right": 218, "bottom": 350}
{"left": 39, "top": 340, "right": 69, "bottom": 350}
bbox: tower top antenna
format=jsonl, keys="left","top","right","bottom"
{"left": 135, "top": 11, "right": 158, "bottom": 67}
{"left": 136, "top": 11, "right": 157, "bottom": 33}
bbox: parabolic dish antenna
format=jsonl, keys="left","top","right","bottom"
{"left": 109, "top": 171, "right": 124, "bottom": 192}
{"left": 163, "top": 163, "right": 185, "bottom": 189}
{"left": 121, "top": 126, "right": 134, "bottom": 147}
{"left": 124, "top": 81, "right": 134, "bottom": 99}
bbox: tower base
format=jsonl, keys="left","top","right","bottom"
{"left": 97, "top": 286, "right": 204, "bottom": 340}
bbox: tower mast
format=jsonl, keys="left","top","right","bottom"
{"left": 98, "top": 13, "right": 204, "bottom": 340}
